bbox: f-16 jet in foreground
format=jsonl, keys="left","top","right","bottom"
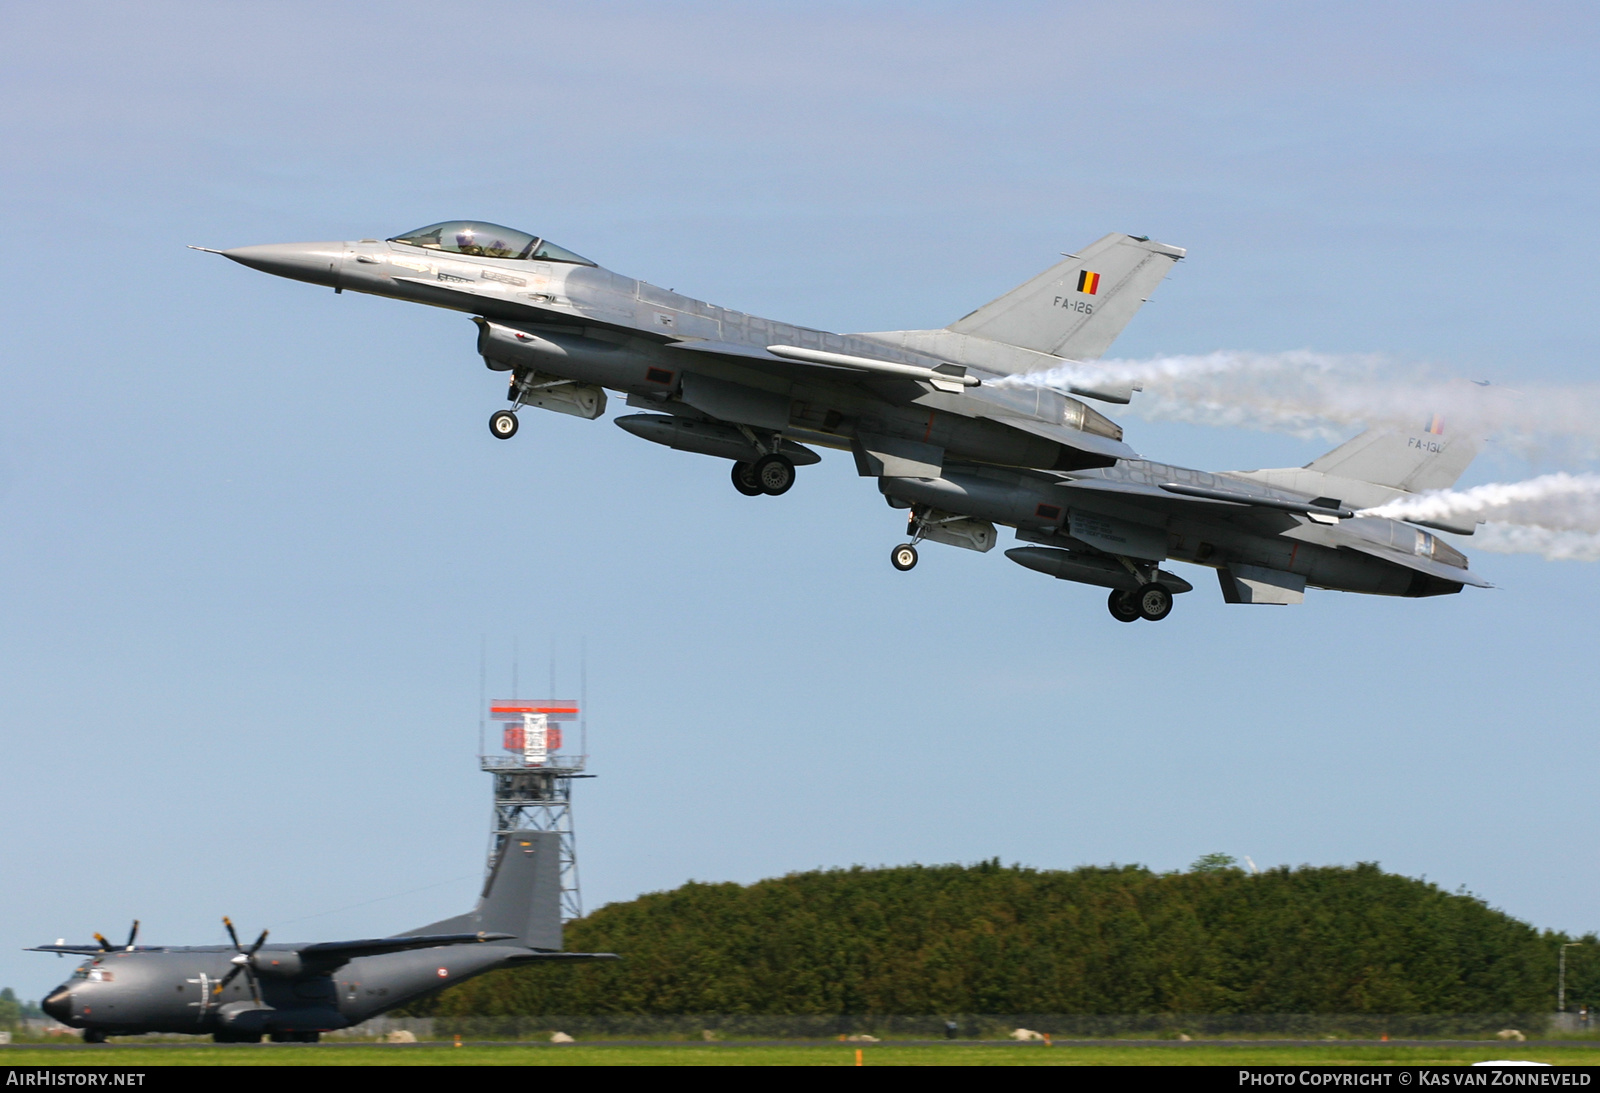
{"left": 201, "top": 222, "right": 1487, "bottom": 621}
{"left": 32, "top": 832, "right": 612, "bottom": 1042}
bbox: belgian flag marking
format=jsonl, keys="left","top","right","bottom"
{"left": 1423, "top": 414, "right": 1445, "bottom": 435}
{"left": 1077, "top": 270, "right": 1101, "bottom": 295}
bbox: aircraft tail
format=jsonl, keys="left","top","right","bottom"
{"left": 1304, "top": 424, "right": 1478, "bottom": 494}
{"left": 946, "top": 233, "right": 1185, "bottom": 360}
{"left": 1228, "top": 423, "right": 1482, "bottom": 533}
{"left": 403, "top": 831, "right": 563, "bottom": 951}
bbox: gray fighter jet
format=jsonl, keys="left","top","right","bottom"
{"left": 202, "top": 222, "right": 1488, "bottom": 620}
{"left": 32, "top": 832, "right": 613, "bottom": 1042}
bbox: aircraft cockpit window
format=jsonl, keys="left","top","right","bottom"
{"left": 388, "top": 221, "right": 595, "bottom": 265}
{"left": 529, "top": 239, "right": 595, "bottom": 265}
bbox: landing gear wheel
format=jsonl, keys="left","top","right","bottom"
{"left": 1136, "top": 583, "right": 1174, "bottom": 621}
{"left": 752, "top": 453, "right": 796, "bottom": 496}
{"left": 1107, "top": 589, "right": 1141, "bottom": 623}
{"left": 891, "top": 543, "right": 919, "bottom": 571}
{"left": 731, "top": 461, "right": 763, "bottom": 496}
{"left": 83, "top": 1029, "right": 106, "bottom": 1044}
{"left": 489, "top": 409, "right": 519, "bottom": 439}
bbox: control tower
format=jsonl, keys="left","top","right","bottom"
{"left": 480, "top": 698, "right": 590, "bottom": 921}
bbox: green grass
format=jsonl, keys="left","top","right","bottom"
{"left": 4, "top": 1043, "right": 1600, "bottom": 1066}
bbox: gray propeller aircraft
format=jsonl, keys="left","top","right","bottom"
{"left": 31, "top": 832, "right": 613, "bottom": 1042}
{"left": 199, "top": 222, "right": 1488, "bottom": 621}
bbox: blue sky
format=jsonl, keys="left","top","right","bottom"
{"left": 3, "top": 2, "right": 1597, "bottom": 1001}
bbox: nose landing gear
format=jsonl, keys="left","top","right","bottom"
{"left": 489, "top": 409, "right": 519, "bottom": 439}
{"left": 891, "top": 543, "right": 919, "bottom": 571}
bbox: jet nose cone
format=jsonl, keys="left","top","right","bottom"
{"left": 222, "top": 242, "right": 346, "bottom": 287}
{"left": 42, "top": 986, "right": 71, "bottom": 1022}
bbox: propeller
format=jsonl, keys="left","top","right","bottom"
{"left": 92, "top": 920, "right": 140, "bottom": 952}
{"left": 212, "top": 917, "right": 269, "bottom": 1004}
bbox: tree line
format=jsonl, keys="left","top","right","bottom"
{"left": 406, "top": 858, "right": 1598, "bottom": 1016}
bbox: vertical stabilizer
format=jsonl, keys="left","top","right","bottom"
{"left": 946, "top": 233, "right": 1185, "bottom": 360}
{"left": 404, "top": 830, "right": 564, "bottom": 951}
{"left": 1304, "top": 426, "right": 1478, "bottom": 494}
{"left": 477, "top": 831, "right": 564, "bottom": 950}
{"left": 1228, "top": 424, "right": 1483, "bottom": 532}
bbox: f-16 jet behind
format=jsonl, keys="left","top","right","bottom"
{"left": 33, "top": 832, "right": 612, "bottom": 1042}
{"left": 202, "top": 222, "right": 1488, "bottom": 621}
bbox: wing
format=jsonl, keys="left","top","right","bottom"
{"left": 665, "top": 339, "right": 1138, "bottom": 461}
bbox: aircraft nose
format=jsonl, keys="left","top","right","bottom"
{"left": 41, "top": 986, "right": 71, "bottom": 1022}
{"left": 222, "top": 242, "right": 345, "bottom": 287}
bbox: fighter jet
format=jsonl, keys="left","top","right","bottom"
{"left": 202, "top": 222, "right": 1488, "bottom": 621}
{"left": 32, "top": 832, "right": 613, "bottom": 1043}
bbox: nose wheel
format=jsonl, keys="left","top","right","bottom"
{"left": 489, "top": 409, "right": 519, "bottom": 440}
{"left": 891, "top": 544, "right": 919, "bottom": 571}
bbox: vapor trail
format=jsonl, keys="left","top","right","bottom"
{"left": 995, "top": 351, "right": 1600, "bottom": 460}
{"left": 1472, "top": 525, "right": 1600, "bottom": 563}
{"left": 1359, "top": 472, "right": 1600, "bottom": 523}
{"left": 1357, "top": 473, "right": 1600, "bottom": 562}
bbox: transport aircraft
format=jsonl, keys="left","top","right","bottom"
{"left": 197, "top": 224, "right": 1487, "bottom": 621}
{"left": 31, "top": 832, "right": 611, "bottom": 1042}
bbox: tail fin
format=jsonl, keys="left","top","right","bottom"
{"left": 403, "top": 831, "right": 564, "bottom": 951}
{"left": 1229, "top": 424, "right": 1482, "bottom": 532}
{"left": 946, "top": 233, "right": 1184, "bottom": 359}
{"left": 1304, "top": 425, "right": 1478, "bottom": 494}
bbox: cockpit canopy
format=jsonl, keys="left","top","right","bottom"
{"left": 388, "top": 221, "right": 594, "bottom": 265}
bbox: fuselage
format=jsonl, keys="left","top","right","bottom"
{"left": 224, "top": 231, "right": 1127, "bottom": 476}
{"left": 42, "top": 943, "right": 522, "bottom": 1037}
{"left": 218, "top": 224, "right": 1475, "bottom": 607}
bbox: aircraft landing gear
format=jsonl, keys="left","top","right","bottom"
{"left": 1108, "top": 584, "right": 1174, "bottom": 622}
{"left": 489, "top": 409, "right": 519, "bottom": 439}
{"left": 752, "top": 453, "right": 795, "bottom": 495}
{"left": 82, "top": 1029, "right": 106, "bottom": 1044}
{"left": 1137, "top": 583, "right": 1173, "bottom": 621}
{"left": 891, "top": 543, "right": 919, "bottom": 571}
{"left": 1108, "top": 589, "right": 1141, "bottom": 622}
{"left": 731, "top": 461, "right": 764, "bottom": 496}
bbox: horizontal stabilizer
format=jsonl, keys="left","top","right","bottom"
{"left": 503, "top": 951, "right": 621, "bottom": 964}
{"left": 1335, "top": 538, "right": 1492, "bottom": 589}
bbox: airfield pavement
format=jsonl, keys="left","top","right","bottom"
{"left": 4, "top": 1040, "right": 1600, "bottom": 1066}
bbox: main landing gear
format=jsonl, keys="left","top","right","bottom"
{"left": 489, "top": 409, "right": 519, "bottom": 439}
{"left": 890, "top": 543, "right": 919, "bottom": 571}
{"left": 1108, "top": 584, "right": 1174, "bottom": 623}
{"left": 730, "top": 453, "right": 795, "bottom": 497}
